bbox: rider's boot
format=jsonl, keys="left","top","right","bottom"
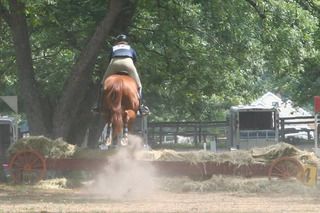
{"left": 92, "top": 86, "right": 103, "bottom": 113}
{"left": 139, "top": 103, "right": 150, "bottom": 116}
{"left": 138, "top": 88, "right": 150, "bottom": 116}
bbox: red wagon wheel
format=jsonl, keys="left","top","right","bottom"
{"left": 268, "top": 157, "right": 304, "bottom": 182}
{"left": 9, "top": 150, "right": 47, "bottom": 184}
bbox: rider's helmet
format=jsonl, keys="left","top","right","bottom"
{"left": 115, "top": 34, "right": 128, "bottom": 43}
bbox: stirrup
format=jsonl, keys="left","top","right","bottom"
{"left": 139, "top": 104, "right": 150, "bottom": 116}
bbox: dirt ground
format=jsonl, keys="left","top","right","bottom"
{"left": 1, "top": 177, "right": 320, "bottom": 213}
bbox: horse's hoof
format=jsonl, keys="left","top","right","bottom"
{"left": 99, "top": 144, "right": 108, "bottom": 150}
{"left": 121, "top": 138, "right": 129, "bottom": 146}
{"left": 106, "top": 137, "right": 112, "bottom": 146}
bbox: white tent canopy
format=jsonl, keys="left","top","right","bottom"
{"left": 251, "top": 92, "right": 313, "bottom": 140}
{"left": 251, "top": 92, "right": 311, "bottom": 118}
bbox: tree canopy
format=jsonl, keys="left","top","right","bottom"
{"left": 1, "top": 0, "right": 320, "bottom": 144}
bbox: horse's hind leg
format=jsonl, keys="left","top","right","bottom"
{"left": 120, "top": 112, "right": 129, "bottom": 146}
{"left": 98, "top": 123, "right": 112, "bottom": 150}
{"left": 120, "top": 122, "right": 129, "bottom": 146}
{"left": 105, "top": 123, "right": 112, "bottom": 146}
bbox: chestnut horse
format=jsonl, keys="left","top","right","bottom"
{"left": 102, "top": 73, "right": 139, "bottom": 146}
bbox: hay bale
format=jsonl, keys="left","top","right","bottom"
{"left": 7, "top": 136, "right": 121, "bottom": 160}
{"left": 136, "top": 149, "right": 186, "bottom": 161}
{"left": 72, "top": 148, "right": 117, "bottom": 159}
{"left": 136, "top": 142, "right": 318, "bottom": 166}
{"left": 207, "top": 150, "right": 255, "bottom": 165}
{"left": 251, "top": 142, "right": 318, "bottom": 165}
{"left": 7, "top": 136, "right": 80, "bottom": 159}
{"left": 136, "top": 149, "right": 256, "bottom": 165}
{"left": 251, "top": 142, "right": 300, "bottom": 162}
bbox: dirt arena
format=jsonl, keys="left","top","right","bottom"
{"left": 1, "top": 177, "right": 320, "bottom": 213}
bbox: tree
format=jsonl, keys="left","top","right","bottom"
{"left": 1, "top": 0, "right": 320, "bottom": 144}
{"left": 0, "top": 0, "right": 137, "bottom": 145}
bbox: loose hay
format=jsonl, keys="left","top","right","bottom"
{"left": 158, "top": 175, "right": 319, "bottom": 194}
{"left": 34, "top": 175, "right": 319, "bottom": 194}
{"left": 7, "top": 136, "right": 80, "bottom": 159}
{"left": 251, "top": 142, "right": 318, "bottom": 164}
{"left": 35, "top": 178, "right": 81, "bottom": 189}
{"left": 136, "top": 142, "right": 318, "bottom": 166}
{"left": 7, "top": 136, "right": 115, "bottom": 159}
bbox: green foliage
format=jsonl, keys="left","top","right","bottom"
{"left": 0, "top": 0, "right": 110, "bottom": 114}
{"left": 1, "top": 0, "right": 320, "bottom": 123}
{"left": 0, "top": 23, "right": 17, "bottom": 96}
{"left": 29, "top": 0, "right": 107, "bottom": 98}
{"left": 258, "top": 0, "right": 319, "bottom": 109}
{"left": 131, "top": 0, "right": 320, "bottom": 120}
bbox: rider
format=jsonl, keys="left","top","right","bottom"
{"left": 92, "top": 34, "right": 150, "bottom": 115}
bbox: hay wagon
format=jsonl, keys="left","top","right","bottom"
{"left": 7, "top": 147, "right": 310, "bottom": 185}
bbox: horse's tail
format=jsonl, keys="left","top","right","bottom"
{"left": 107, "top": 79, "right": 123, "bottom": 135}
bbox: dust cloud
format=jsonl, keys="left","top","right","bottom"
{"left": 87, "top": 135, "right": 157, "bottom": 199}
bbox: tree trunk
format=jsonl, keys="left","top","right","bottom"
{"left": 52, "top": 0, "right": 138, "bottom": 143}
{"left": 6, "top": 0, "right": 52, "bottom": 136}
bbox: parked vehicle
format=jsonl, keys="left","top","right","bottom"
{"left": 229, "top": 105, "right": 279, "bottom": 149}
{"left": 0, "top": 116, "right": 18, "bottom": 160}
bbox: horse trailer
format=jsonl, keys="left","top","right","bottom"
{"left": 0, "top": 116, "right": 18, "bottom": 160}
{"left": 229, "top": 106, "right": 279, "bottom": 149}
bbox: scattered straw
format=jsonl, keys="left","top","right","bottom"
{"left": 158, "top": 175, "right": 320, "bottom": 194}
{"left": 35, "top": 178, "right": 82, "bottom": 189}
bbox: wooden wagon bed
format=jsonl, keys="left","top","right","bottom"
{"left": 8, "top": 149, "right": 307, "bottom": 184}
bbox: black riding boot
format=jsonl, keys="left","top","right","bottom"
{"left": 138, "top": 88, "right": 150, "bottom": 116}
{"left": 92, "top": 86, "right": 103, "bottom": 113}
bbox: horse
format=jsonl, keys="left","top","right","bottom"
{"left": 102, "top": 73, "right": 140, "bottom": 146}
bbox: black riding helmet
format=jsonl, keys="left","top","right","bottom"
{"left": 115, "top": 34, "right": 128, "bottom": 43}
